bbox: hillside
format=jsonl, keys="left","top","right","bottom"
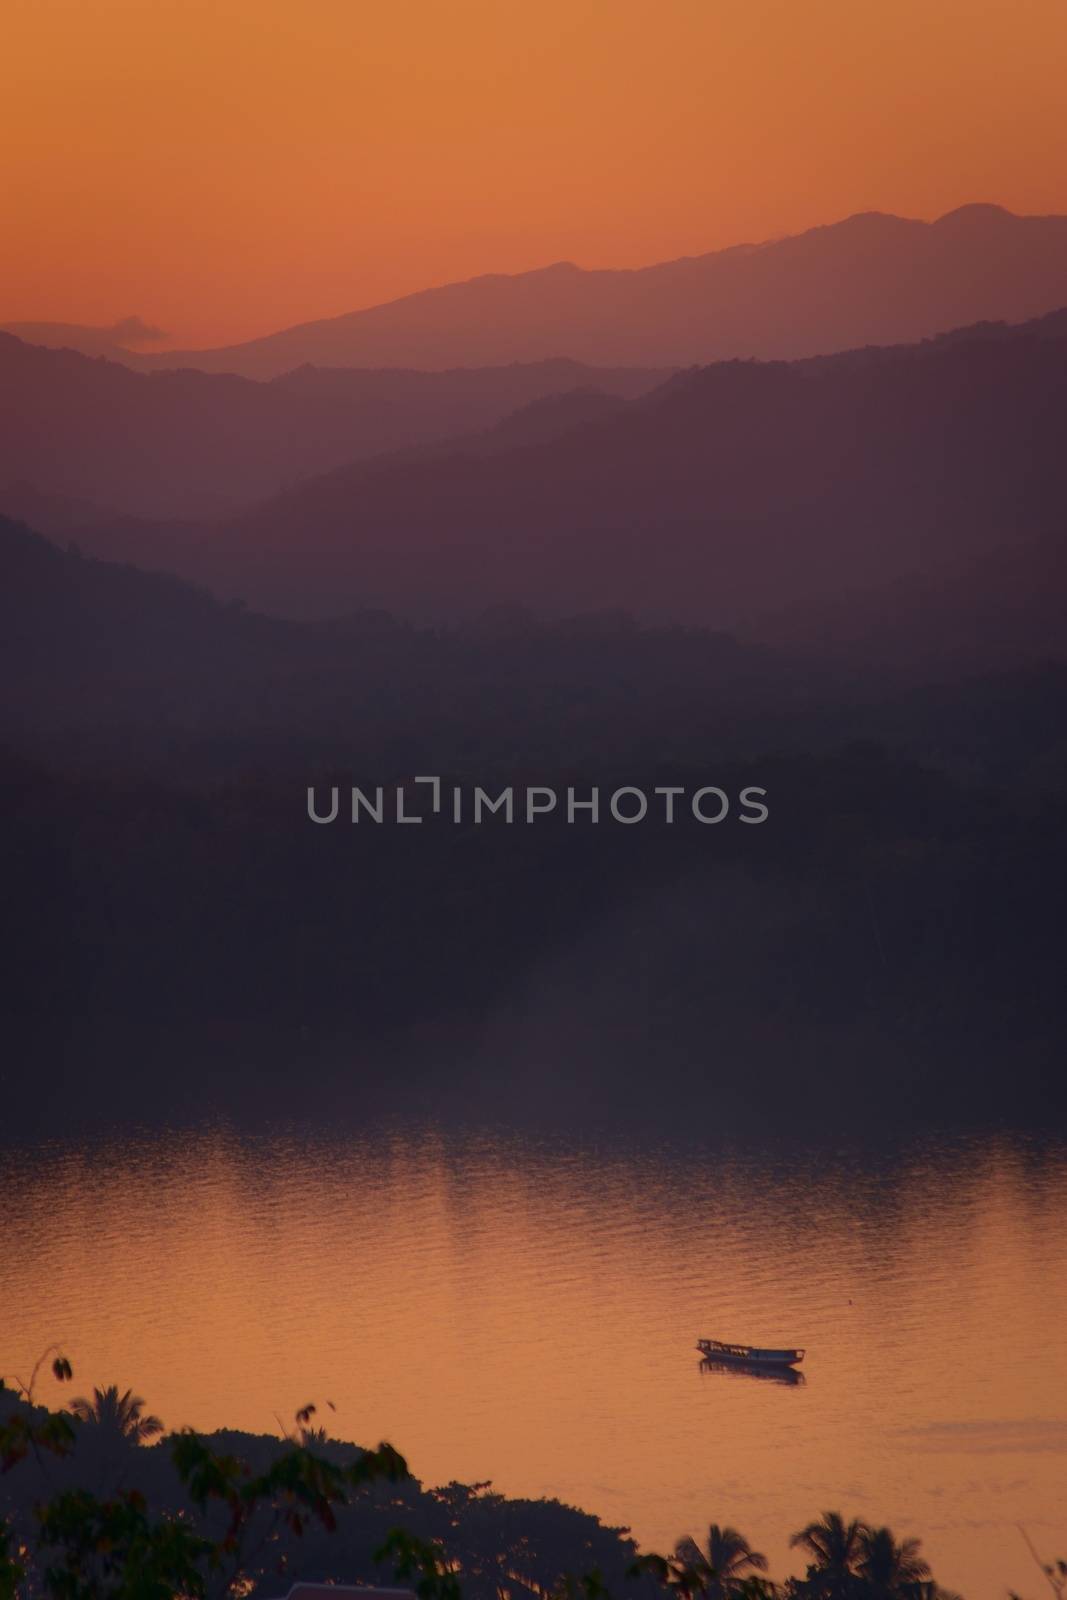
{"left": 0, "top": 336, "right": 667, "bottom": 519}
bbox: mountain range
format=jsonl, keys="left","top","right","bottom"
{"left": 9, "top": 203, "right": 1066, "bottom": 379}
{"left": 0, "top": 338, "right": 666, "bottom": 519}
{"left": 4, "top": 505, "right": 1064, "bottom": 1088}
{"left": 4, "top": 211, "right": 1066, "bottom": 671}
{"left": 4, "top": 200, "right": 1064, "bottom": 1093}
{"left": 47, "top": 308, "right": 1066, "bottom": 670}
{"left": 5, "top": 507, "right": 1064, "bottom": 783}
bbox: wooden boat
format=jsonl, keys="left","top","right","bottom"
{"left": 699, "top": 1356, "right": 804, "bottom": 1386}
{"left": 697, "top": 1337, "right": 804, "bottom": 1369}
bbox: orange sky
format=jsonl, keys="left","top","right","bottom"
{"left": 4, "top": 0, "right": 1067, "bottom": 348}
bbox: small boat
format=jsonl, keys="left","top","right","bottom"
{"left": 697, "top": 1337, "right": 804, "bottom": 1369}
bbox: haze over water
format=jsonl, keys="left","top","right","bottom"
{"left": 4, "top": 1118, "right": 1066, "bottom": 1599}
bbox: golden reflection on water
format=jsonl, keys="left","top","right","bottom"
{"left": 4, "top": 1125, "right": 1067, "bottom": 1598}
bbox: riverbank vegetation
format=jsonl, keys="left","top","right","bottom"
{"left": 4, "top": 1356, "right": 1037, "bottom": 1600}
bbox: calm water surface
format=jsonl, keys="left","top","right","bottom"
{"left": 3, "top": 1123, "right": 1066, "bottom": 1598}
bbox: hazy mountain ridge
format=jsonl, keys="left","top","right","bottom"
{"left": 0, "top": 335, "right": 668, "bottom": 520}
{"left": 88, "top": 309, "right": 1066, "bottom": 651}
{"left": 3, "top": 511, "right": 1064, "bottom": 1103}
{"left": 0, "top": 511, "right": 786, "bottom": 765}
{"left": 0, "top": 314, "right": 166, "bottom": 360}
{"left": 3, "top": 509, "right": 1064, "bottom": 777}
{"left": 76, "top": 203, "right": 1067, "bottom": 377}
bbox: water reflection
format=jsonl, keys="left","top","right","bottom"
{"left": 2, "top": 1121, "right": 1066, "bottom": 1600}
{"left": 698, "top": 1356, "right": 806, "bottom": 1387}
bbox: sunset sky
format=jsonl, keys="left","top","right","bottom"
{"left": 5, "top": 0, "right": 1067, "bottom": 348}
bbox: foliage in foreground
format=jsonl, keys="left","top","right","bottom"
{"left": 1, "top": 1357, "right": 1056, "bottom": 1600}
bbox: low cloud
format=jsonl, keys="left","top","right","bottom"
{"left": 108, "top": 315, "right": 168, "bottom": 344}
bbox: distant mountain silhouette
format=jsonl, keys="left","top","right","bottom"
{"left": 4, "top": 510, "right": 1065, "bottom": 1095}
{"left": 89, "top": 309, "right": 1066, "bottom": 655}
{"left": 0, "top": 336, "right": 668, "bottom": 519}
{"left": 5, "top": 510, "right": 1063, "bottom": 777}
{"left": 117, "top": 204, "right": 1067, "bottom": 376}
{"left": 0, "top": 511, "right": 781, "bottom": 758}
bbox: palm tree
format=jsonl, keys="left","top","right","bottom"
{"left": 856, "top": 1526, "right": 931, "bottom": 1595}
{"left": 674, "top": 1525, "right": 769, "bottom": 1598}
{"left": 68, "top": 1385, "right": 163, "bottom": 1443}
{"left": 790, "top": 1512, "right": 868, "bottom": 1595}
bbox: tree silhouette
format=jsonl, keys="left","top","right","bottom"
{"left": 856, "top": 1525, "right": 931, "bottom": 1594}
{"left": 790, "top": 1511, "right": 868, "bottom": 1596}
{"left": 67, "top": 1384, "right": 163, "bottom": 1443}
{"left": 674, "top": 1525, "right": 769, "bottom": 1597}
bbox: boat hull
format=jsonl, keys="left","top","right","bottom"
{"left": 696, "top": 1338, "right": 804, "bottom": 1368}
{"left": 699, "top": 1357, "right": 805, "bottom": 1386}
